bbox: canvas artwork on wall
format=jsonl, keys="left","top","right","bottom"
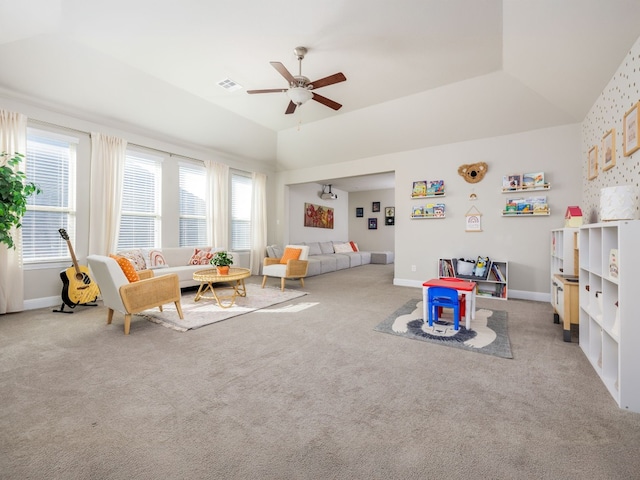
{"left": 304, "top": 202, "right": 334, "bottom": 229}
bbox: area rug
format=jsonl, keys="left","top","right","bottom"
{"left": 141, "top": 284, "right": 308, "bottom": 332}
{"left": 375, "top": 299, "right": 512, "bottom": 358}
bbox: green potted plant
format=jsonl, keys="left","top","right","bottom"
{"left": 0, "top": 152, "right": 41, "bottom": 249}
{"left": 210, "top": 250, "right": 234, "bottom": 275}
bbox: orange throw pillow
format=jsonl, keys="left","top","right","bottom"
{"left": 109, "top": 254, "right": 140, "bottom": 282}
{"left": 280, "top": 247, "right": 302, "bottom": 264}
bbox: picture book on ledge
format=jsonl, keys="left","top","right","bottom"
{"left": 503, "top": 196, "right": 549, "bottom": 215}
{"left": 412, "top": 203, "right": 445, "bottom": 218}
{"left": 412, "top": 180, "right": 445, "bottom": 197}
{"left": 502, "top": 172, "right": 548, "bottom": 191}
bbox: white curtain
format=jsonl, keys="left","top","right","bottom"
{"left": 0, "top": 110, "right": 27, "bottom": 313}
{"left": 250, "top": 172, "right": 267, "bottom": 275}
{"left": 206, "top": 160, "right": 229, "bottom": 249}
{"left": 88, "top": 133, "right": 127, "bottom": 255}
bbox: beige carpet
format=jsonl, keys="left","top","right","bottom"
{"left": 142, "top": 284, "right": 309, "bottom": 331}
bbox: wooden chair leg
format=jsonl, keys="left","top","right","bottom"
{"left": 107, "top": 308, "right": 114, "bottom": 325}
{"left": 300, "top": 278, "right": 305, "bottom": 288}
{"left": 175, "top": 301, "right": 184, "bottom": 320}
{"left": 280, "top": 278, "right": 285, "bottom": 291}
{"left": 124, "top": 314, "right": 131, "bottom": 335}
{"left": 261, "top": 275, "right": 267, "bottom": 288}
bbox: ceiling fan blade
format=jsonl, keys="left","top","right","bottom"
{"left": 270, "top": 62, "right": 297, "bottom": 85}
{"left": 312, "top": 92, "right": 342, "bottom": 111}
{"left": 285, "top": 101, "right": 297, "bottom": 115}
{"left": 309, "top": 72, "right": 346, "bottom": 89}
{"left": 246, "top": 88, "right": 287, "bottom": 94}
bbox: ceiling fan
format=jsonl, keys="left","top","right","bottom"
{"left": 247, "top": 46, "right": 346, "bottom": 115}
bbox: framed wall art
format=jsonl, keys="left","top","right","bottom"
{"left": 465, "top": 205, "right": 482, "bottom": 232}
{"left": 588, "top": 145, "right": 598, "bottom": 180}
{"left": 356, "top": 207, "right": 364, "bottom": 217}
{"left": 385, "top": 206, "right": 395, "bottom": 217}
{"left": 602, "top": 128, "right": 616, "bottom": 171}
{"left": 372, "top": 201, "right": 380, "bottom": 212}
{"left": 368, "top": 218, "right": 377, "bottom": 229}
{"left": 304, "top": 202, "right": 334, "bottom": 229}
{"left": 623, "top": 101, "right": 639, "bottom": 156}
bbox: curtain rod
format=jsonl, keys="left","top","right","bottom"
{"left": 28, "top": 118, "right": 206, "bottom": 164}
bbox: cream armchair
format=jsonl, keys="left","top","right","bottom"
{"left": 87, "top": 255, "right": 184, "bottom": 335}
{"left": 261, "top": 245, "right": 310, "bottom": 291}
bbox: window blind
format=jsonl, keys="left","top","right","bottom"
{"left": 231, "top": 173, "right": 252, "bottom": 250}
{"left": 179, "top": 162, "right": 206, "bottom": 246}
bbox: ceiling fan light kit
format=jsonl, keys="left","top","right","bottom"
{"left": 247, "top": 46, "right": 346, "bottom": 115}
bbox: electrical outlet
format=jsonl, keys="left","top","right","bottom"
{"left": 411, "top": 265, "right": 416, "bottom": 272}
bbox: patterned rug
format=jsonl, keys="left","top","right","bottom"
{"left": 375, "top": 298, "right": 512, "bottom": 358}
{"left": 141, "top": 284, "right": 309, "bottom": 332}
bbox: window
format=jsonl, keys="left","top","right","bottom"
{"left": 179, "top": 162, "right": 206, "bottom": 246}
{"left": 231, "top": 172, "right": 252, "bottom": 250}
{"left": 117, "top": 151, "right": 161, "bottom": 250}
{"left": 22, "top": 128, "right": 78, "bottom": 263}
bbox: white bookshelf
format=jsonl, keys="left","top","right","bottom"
{"left": 438, "top": 258, "right": 508, "bottom": 300}
{"left": 579, "top": 220, "right": 640, "bottom": 413}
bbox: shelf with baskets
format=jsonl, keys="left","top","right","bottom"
{"left": 578, "top": 220, "right": 640, "bottom": 413}
{"left": 438, "top": 258, "right": 508, "bottom": 299}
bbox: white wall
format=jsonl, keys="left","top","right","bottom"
{"left": 581, "top": 35, "right": 640, "bottom": 222}
{"left": 287, "top": 183, "right": 349, "bottom": 243}
{"left": 348, "top": 189, "right": 395, "bottom": 252}
{"left": 277, "top": 123, "right": 582, "bottom": 299}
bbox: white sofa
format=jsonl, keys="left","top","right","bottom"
{"left": 266, "top": 241, "right": 372, "bottom": 277}
{"left": 116, "top": 246, "right": 224, "bottom": 288}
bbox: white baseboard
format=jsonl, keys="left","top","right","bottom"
{"left": 25, "top": 296, "right": 66, "bottom": 311}
{"left": 393, "top": 278, "right": 551, "bottom": 303}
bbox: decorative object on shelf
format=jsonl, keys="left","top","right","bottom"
{"left": 465, "top": 205, "right": 482, "bottom": 232}
{"left": 468, "top": 192, "right": 477, "bottom": 200}
{"left": 411, "top": 180, "right": 445, "bottom": 198}
{"left": 356, "top": 207, "right": 363, "bottom": 217}
{"left": 502, "top": 174, "right": 521, "bottom": 190}
{"left": 372, "top": 201, "right": 380, "bottom": 212}
{"left": 210, "top": 250, "right": 234, "bottom": 275}
{"left": 600, "top": 186, "right": 638, "bottom": 221}
{"left": 503, "top": 196, "right": 549, "bottom": 216}
{"left": 588, "top": 145, "right": 598, "bottom": 180}
{"left": 458, "top": 162, "right": 488, "bottom": 184}
{"left": 384, "top": 206, "right": 395, "bottom": 226}
{"left": 609, "top": 249, "right": 618, "bottom": 278}
{"left": 501, "top": 172, "right": 550, "bottom": 192}
{"left": 602, "top": 128, "right": 616, "bottom": 171}
{"left": 473, "top": 256, "right": 489, "bottom": 277}
{"left": 565, "top": 206, "right": 583, "bottom": 227}
{"left": 411, "top": 203, "right": 445, "bottom": 218}
{"left": 623, "top": 100, "right": 639, "bottom": 156}
{"left": 304, "top": 202, "right": 334, "bottom": 229}
{"left": 368, "top": 218, "right": 377, "bottom": 229}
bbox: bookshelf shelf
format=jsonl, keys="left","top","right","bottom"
{"left": 501, "top": 183, "right": 551, "bottom": 193}
{"left": 438, "top": 258, "right": 508, "bottom": 300}
{"left": 502, "top": 210, "right": 550, "bottom": 216}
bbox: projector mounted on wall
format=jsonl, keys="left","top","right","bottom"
{"left": 320, "top": 184, "right": 337, "bottom": 200}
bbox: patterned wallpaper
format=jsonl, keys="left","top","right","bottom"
{"left": 582, "top": 35, "right": 640, "bottom": 223}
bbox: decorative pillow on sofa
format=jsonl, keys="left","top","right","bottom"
{"left": 333, "top": 242, "right": 354, "bottom": 254}
{"left": 189, "top": 248, "right": 214, "bottom": 265}
{"left": 148, "top": 249, "right": 167, "bottom": 267}
{"left": 349, "top": 241, "right": 359, "bottom": 252}
{"left": 109, "top": 254, "right": 140, "bottom": 282}
{"left": 280, "top": 247, "right": 302, "bottom": 264}
{"left": 118, "top": 249, "right": 147, "bottom": 271}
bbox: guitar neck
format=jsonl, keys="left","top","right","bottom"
{"left": 66, "top": 239, "right": 82, "bottom": 275}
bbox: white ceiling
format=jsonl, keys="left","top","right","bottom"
{"left": 1, "top": 0, "right": 640, "bottom": 176}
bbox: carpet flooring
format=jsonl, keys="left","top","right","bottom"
{"left": 375, "top": 298, "right": 513, "bottom": 358}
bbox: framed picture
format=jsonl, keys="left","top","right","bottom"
{"left": 356, "top": 207, "right": 364, "bottom": 218}
{"left": 304, "top": 202, "right": 334, "bottom": 229}
{"left": 368, "top": 218, "right": 377, "bottom": 229}
{"left": 623, "top": 101, "right": 639, "bottom": 156}
{"left": 385, "top": 216, "right": 395, "bottom": 226}
{"left": 385, "top": 206, "right": 395, "bottom": 217}
{"left": 588, "top": 145, "right": 598, "bottom": 180}
{"left": 372, "top": 202, "right": 380, "bottom": 212}
{"left": 602, "top": 128, "right": 616, "bottom": 171}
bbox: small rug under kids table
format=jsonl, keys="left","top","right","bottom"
{"left": 375, "top": 298, "right": 512, "bottom": 359}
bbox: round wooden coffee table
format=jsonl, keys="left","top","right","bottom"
{"left": 192, "top": 267, "right": 251, "bottom": 308}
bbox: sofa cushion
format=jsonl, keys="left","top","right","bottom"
{"left": 280, "top": 247, "right": 302, "bottom": 264}
{"left": 117, "top": 249, "right": 147, "bottom": 271}
{"left": 189, "top": 248, "right": 214, "bottom": 265}
{"left": 333, "top": 242, "right": 353, "bottom": 254}
{"left": 266, "top": 245, "right": 284, "bottom": 259}
{"left": 306, "top": 242, "right": 322, "bottom": 256}
{"left": 109, "top": 254, "right": 140, "bottom": 282}
{"left": 148, "top": 249, "right": 167, "bottom": 267}
{"left": 319, "top": 241, "right": 334, "bottom": 254}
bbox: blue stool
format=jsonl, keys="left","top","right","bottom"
{"left": 427, "top": 286, "right": 462, "bottom": 330}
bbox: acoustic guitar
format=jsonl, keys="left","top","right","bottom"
{"left": 58, "top": 228, "right": 100, "bottom": 308}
